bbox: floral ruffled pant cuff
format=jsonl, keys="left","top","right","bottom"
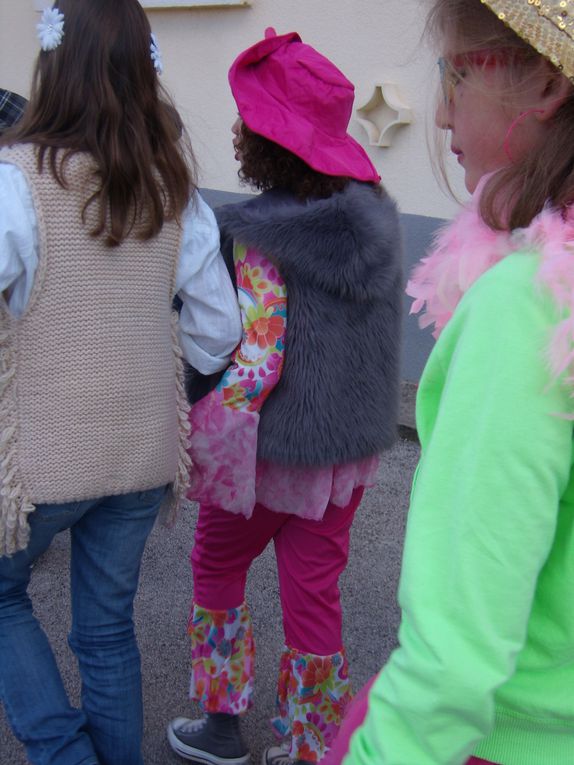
{"left": 271, "top": 646, "right": 352, "bottom": 762}
{"left": 188, "top": 604, "right": 352, "bottom": 762}
{"left": 188, "top": 602, "right": 255, "bottom": 715}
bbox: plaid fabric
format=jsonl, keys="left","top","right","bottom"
{"left": 0, "top": 89, "right": 27, "bottom": 134}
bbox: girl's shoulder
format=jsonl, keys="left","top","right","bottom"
{"left": 216, "top": 182, "right": 397, "bottom": 229}
{"left": 419, "top": 202, "right": 574, "bottom": 389}
{"left": 0, "top": 155, "right": 36, "bottom": 229}
{"left": 215, "top": 182, "right": 400, "bottom": 259}
{"left": 408, "top": 195, "right": 574, "bottom": 335}
{"left": 0, "top": 142, "right": 36, "bottom": 172}
{"left": 214, "top": 183, "right": 402, "bottom": 301}
{"left": 459, "top": 250, "right": 542, "bottom": 318}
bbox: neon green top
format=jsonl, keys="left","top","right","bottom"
{"left": 345, "top": 253, "right": 574, "bottom": 765}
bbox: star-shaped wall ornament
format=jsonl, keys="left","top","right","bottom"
{"left": 356, "top": 83, "right": 413, "bottom": 148}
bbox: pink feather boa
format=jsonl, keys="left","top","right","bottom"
{"left": 407, "top": 181, "right": 574, "bottom": 385}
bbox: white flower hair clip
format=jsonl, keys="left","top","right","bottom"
{"left": 37, "top": 7, "right": 65, "bottom": 52}
{"left": 150, "top": 33, "right": 163, "bottom": 75}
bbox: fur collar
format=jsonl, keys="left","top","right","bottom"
{"left": 216, "top": 181, "right": 401, "bottom": 303}
{"left": 407, "top": 181, "right": 574, "bottom": 382}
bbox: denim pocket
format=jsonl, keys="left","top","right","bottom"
{"left": 34, "top": 500, "right": 85, "bottom": 524}
{"left": 137, "top": 484, "right": 169, "bottom": 506}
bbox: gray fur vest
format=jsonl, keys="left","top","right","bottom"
{"left": 189, "top": 182, "right": 403, "bottom": 467}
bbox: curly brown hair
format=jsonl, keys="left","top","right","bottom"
{"left": 236, "top": 123, "right": 379, "bottom": 200}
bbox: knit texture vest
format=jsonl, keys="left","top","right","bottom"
{"left": 0, "top": 144, "right": 191, "bottom": 557}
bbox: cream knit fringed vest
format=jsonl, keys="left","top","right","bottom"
{"left": 0, "top": 144, "right": 192, "bottom": 557}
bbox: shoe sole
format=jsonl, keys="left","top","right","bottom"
{"left": 166, "top": 724, "right": 250, "bottom": 765}
{"left": 261, "top": 746, "right": 292, "bottom": 765}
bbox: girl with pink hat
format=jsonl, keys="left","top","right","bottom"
{"left": 167, "top": 28, "right": 403, "bottom": 765}
{"left": 323, "top": 1, "right": 574, "bottom": 764}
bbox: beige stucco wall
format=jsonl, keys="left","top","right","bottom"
{"left": 0, "top": 0, "right": 466, "bottom": 218}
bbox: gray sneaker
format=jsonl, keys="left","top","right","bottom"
{"left": 167, "top": 714, "right": 250, "bottom": 765}
{"left": 262, "top": 745, "right": 313, "bottom": 765}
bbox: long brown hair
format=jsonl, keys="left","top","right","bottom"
{"left": 427, "top": 0, "right": 574, "bottom": 231}
{"left": 2, "top": 0, "right": 196, "bottom": 246}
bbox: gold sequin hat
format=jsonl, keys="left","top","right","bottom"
{"left": 481, "top": 0, "right": 574, "bottom": 81}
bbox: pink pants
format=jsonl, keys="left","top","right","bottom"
{"left": 322, "top": 675, "right": 498, "bottom": 764}
{"left": 191, "top": 487, "right": 364, "bottom": 654}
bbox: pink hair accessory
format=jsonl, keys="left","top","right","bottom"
{"left": 228, "top": 27, "right": 380, "bottom": 183}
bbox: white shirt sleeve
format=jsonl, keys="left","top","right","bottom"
{"left": 0, "top": 164, "right": 241, "bottom": 374}
{"left": 0, "top": 162, "right": 39, "bottom": 317}
{"left": 175, "top": 192, "right": 242, "bottom": 374}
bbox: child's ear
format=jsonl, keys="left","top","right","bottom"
{"left": 536, "top": 69, "right": 573, "bottom": 122}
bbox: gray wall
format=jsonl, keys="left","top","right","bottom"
{"left": 399, "top": 212, "right": 442, "bottom": 382}
{"left": 201, "top": 189, "right": 442, "bottom": 383}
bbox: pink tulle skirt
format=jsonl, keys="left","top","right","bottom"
{"left": 255, "top": 455, "right": 380, "bottom": 521}
{"left": 186, "top": 395, "right": 379, "bottom": 521}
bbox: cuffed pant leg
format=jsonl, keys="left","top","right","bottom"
{"left": 190, "top": 503, "right": 288, "bottom": 714}
{"left": 272, "top": 488, "right": 363, "bottom": 760}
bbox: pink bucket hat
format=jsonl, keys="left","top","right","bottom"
{"left": 228, "top": 28, "right": 380, "bottom": 184}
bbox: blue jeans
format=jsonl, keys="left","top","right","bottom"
{"left": 0, "top": 485, "right": 167, "bottom": 765}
